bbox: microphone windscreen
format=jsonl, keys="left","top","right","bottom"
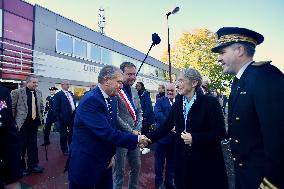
{"left": 152, "top": 33, "right": 161, "bottom": 45}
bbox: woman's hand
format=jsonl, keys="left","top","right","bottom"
{"left": 181, "top": 131, "right": 192, "bottom": 145}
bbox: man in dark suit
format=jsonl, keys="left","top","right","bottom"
{"left": 212, "top": 27, "right": 284, "bottom": 189}
{"left": 11, "top": 75, "right": 44, "bottom": 176}
{"left": 156, "top": 84, "right": 165, "bottom": 101}
{"left": 41, "top": 86, "right": 58, "bottom": 146}
{"left": 154, "top": 83, "right": 176, "bottom": 189}
{"left": 68, "top": 65, "right": 150, "bottom": 189}
{"left": 0, "top": 86, "right": 22, "bottom": 189}
{"left": 54, "top": 80, "right": 76, "bottom": 156}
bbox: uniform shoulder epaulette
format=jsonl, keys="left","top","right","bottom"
{"left": 251, "top": 61, "right": 272, "bottom": 66}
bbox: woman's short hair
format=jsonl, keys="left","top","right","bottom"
{"left": 182, "top": 68, "right": 202, "bottom": 86}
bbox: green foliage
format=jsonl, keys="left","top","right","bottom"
{"left": 162, "top": 28, "right": 233, "bottom": 92}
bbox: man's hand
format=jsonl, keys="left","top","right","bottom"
{"left": 5, "top": 182, "right": 21, "bottom": 189}
{"left": 107, "top": 157, "right": 114, "bottom": 169}
{"left": 181, "top": 131, "right": 192, "bottom": 145}
{"left": 138, "top": 135, "right": 152, "bottom": 148}
{"left": 132, "top": 130, "right": 141, "bottom": 135}
{"left": 171, "top": 126, "right": 176, "bottom": 133}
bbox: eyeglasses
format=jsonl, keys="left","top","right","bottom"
{"left": 126, "top": 73, "right": 136, "bottom": 76}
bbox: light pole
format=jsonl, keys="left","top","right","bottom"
{"left": 166, "top": 6, "right": 179, "bottom": 83}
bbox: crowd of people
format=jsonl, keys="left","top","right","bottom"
{"left": 0, "top": 26, "right": 284, "bottom": 189}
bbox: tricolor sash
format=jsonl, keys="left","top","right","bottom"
{"left": 118, "top": 88, "right": 137, "bottom": 125}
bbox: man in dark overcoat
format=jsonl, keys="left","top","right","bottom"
{"left": 0, "top": 86, "right": 22, "bottom": 189}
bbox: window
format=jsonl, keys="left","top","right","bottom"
{"left": 102, "top": 48, "right": 112, "bottom": 65}
{"left": 143, "top": 64, "right": 151, "bottom": 76}
{"left": 56, "top": 31, "right": 73, "bottom": 55}
{"left": 158, "top": 68, "right": 164, "bottom": 79}
{"left": 90, "top": 44, "right": 101, "bottom": 63}
{"left": 112, "top": 52, "right": 123, "bottom": 67}
{"left": 74, "top": 38, "right": 87, "bottom": 58}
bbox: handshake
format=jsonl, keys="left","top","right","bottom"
{"left": 138, "top": 135, "right": 152, "bottom": 148}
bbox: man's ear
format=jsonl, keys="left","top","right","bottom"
{"left": 236, "top": 45, "right": 245, "bottom": 57}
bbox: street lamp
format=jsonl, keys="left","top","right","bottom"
{"left": 166, "top": 6, "right": 179, "bottom": 83}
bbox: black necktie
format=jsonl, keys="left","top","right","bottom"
{"left": 231, "top": 77, "right": 239, "bottom": 99}
{"left": 105, "top": 98, "right": 113, "bottom": 118}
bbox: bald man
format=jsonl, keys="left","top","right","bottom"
{"left": 154, "top": 83, "right": 177, "bottom": 189}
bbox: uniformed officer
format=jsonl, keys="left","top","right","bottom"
{"left": 42, "top": 86, "right": 58, "bottom": 146}
{"left": 212, "top": 27, "right": 284, "bottom": 189}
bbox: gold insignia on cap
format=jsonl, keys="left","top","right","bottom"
{"left": 218, "top": 34, "right": 258, "bottom": 46}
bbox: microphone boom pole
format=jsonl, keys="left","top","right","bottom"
{"left": 136, "top": 33, "right": 161, "bottom": 76}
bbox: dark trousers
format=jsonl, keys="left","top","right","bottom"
{"left": 69, "top": 168, "right": 113, "bottom": 189}
{"left": 19, "top": 119, "right": 40, "bottom": 170}
{"left": 59, "top": 119, "right": 73, "bottom": 152}
{"left": 155, "top": 142, "right": 175, "bottom": 186}
{"left": 43, "top": 112, "right": 54, "bottom": 144}
{"left": 141, "top": 124, "right": 150, "bottom": 135}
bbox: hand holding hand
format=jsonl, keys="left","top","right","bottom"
{"left": 138, "top": 135, "right": 152, "bottom": 148}
{"left": 181, "top": 131, "right": 192, "bottom": 145}
{"left": 132, "top": 130, "right": 141, "bottom": 135}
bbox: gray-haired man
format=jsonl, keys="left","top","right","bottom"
{"left": 11, "top": 75, "right": 44, "bottom": 176}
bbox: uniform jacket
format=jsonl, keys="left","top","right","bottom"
{"left": 154, "top": 96, "right": 175, "bottom": 144}
{"left": 117, "top": 86, "right": 143, "bottom": 132}
{"left": 11, "top": 87, "right": 44, "bottom": 129}
{"left": 228, "top": 61, "right": 284, "bottom": 189}
{"left": 45, "top": 95, "right": 55, "bottom": 120}
{"left": 147, "top": 92, "right": 228, "bottom": 189}
{"left": 0, "top": 86, "right": 22, "bottom": 186}
{"left": 68, "top": 87, "right": 138, "bottom": 186}
{"left": 54, "top": 90, "right": 76, "bottom": 124}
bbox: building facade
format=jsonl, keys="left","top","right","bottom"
{"left": 0, "top": 0, "right": 178, "bottom": 101}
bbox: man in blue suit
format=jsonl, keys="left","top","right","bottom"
{"left": 54, "top": 80, "right": 76, "bottom": 155}
{"left": 154, "top": 83, "right": 176, "bottom": 189}
{"left": 68, "top": 65, "right": 151, "bottom": 189}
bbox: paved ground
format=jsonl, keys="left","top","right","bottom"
{"left": 20, "top": 132, "right": 155, "bottom": 189}
{"left": 20, "top": 125, "right": 235, "bottom": 189}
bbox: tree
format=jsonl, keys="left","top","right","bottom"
{"left": 162, "top": 28, "right": 233, "bottom": 92}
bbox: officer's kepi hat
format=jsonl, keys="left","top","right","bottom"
{"left": 49, "top": 87, "right": 58, "bottom": 91}
{"left": 211, "top": 27, "right": 264, "bottom": 53}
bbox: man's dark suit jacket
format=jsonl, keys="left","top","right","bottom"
{"left": 0, "top": 86, "right": 22, "bottom": 187}
{"left": 54, "top": 90, "right": 76, "bottom": 124}
{"left": 154, "top": 96, "right": 175, "bottom": 144}
{"left": 68, "top": 87, "right": 138, "bottom": 186}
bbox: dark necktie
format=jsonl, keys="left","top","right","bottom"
{"left": 230, "top": 77, "right": 239, "bottom": 100}
{"left": 105, "top": 98, "right": 113, "bottom": 119}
